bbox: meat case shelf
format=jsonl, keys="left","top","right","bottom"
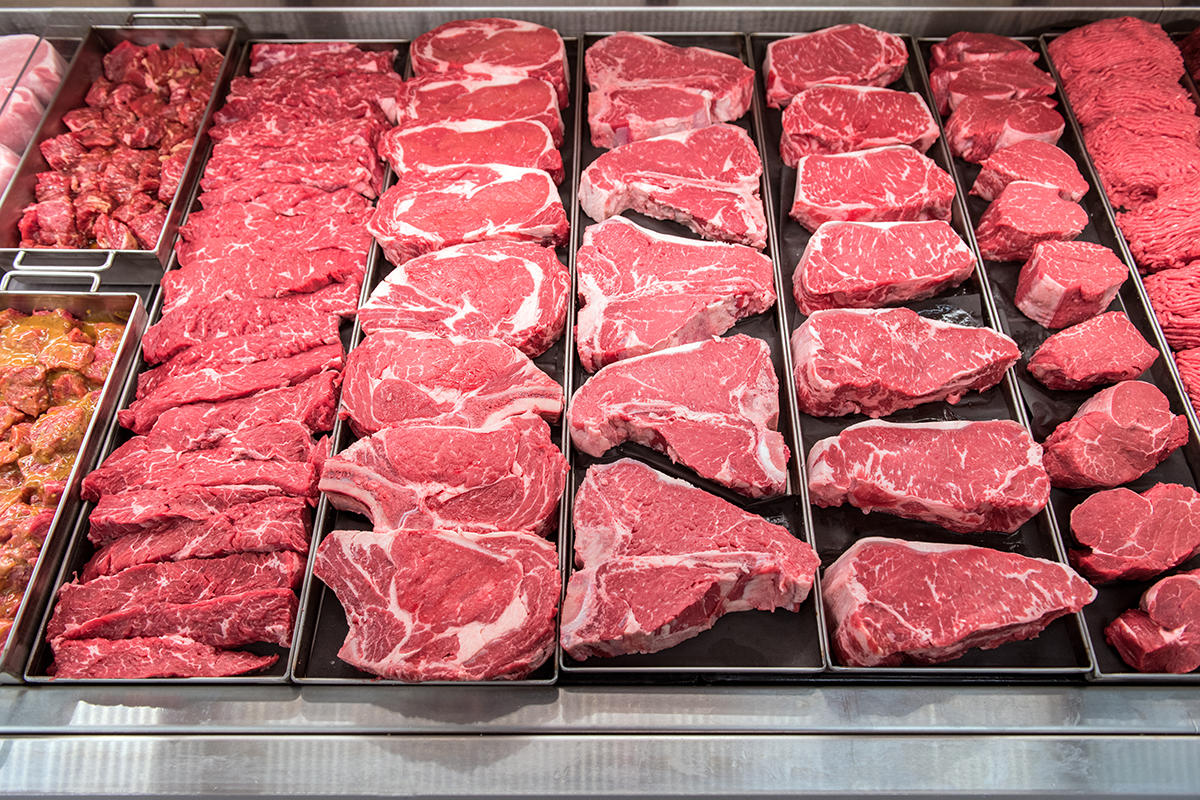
{"left": 2, "top": 4, "right": 1200, "bottom": 798}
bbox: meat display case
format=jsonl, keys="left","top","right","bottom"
{"left": 2, "top": 3, "right": 1200, "bottom": 797}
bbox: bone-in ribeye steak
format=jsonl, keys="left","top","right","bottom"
{"left": 791, "top": 308, "right": 1019, "bottom": 417}
{"left": 764, "top": 24, "right": 908, "bottom": 108}
{"left": 574, "top": 217, "right": 776, "bottom": 371}
{"left": 1070, "top": 483, "right": 1200, "bottom": 583}
{"left": 971, "top": 139, "right": 1088, "bottom": 202}
{"left": 823, "top": 537, "right": 1095, "bottom": 666}
{"left": 578, "top": 123, "right": 767, "bottom": 248}
{"left": 559, "top": 459, "right": 819, "bottom": 660}
{"left": 391, "top": 73, "right": 564, "bottom": 145}
{"left": 318, "top": 414, "right": 568, "bottom": 535}
{"left": 807, "top": 419, "right": 1051, "bottom": 533}
{"left": 1027, "top": 312, "right": 1158, "bottom": 392}
{"left": 358, "top": 240, "right": 569, "bottom": 356}
{"left": 569, "top": 335, "right": 789, "bottom": 498}
{"left": 1106, "top": 569, "right": 1200, "bottom": 673}
{"left": 339, "top": 330, "right": 562, "bottom": 436}
{"left": 945, "top": 96, "right": 1064, "bottom": 163}
{"left": 314, "top": 527, "right": 559, "bottom": 681}
{"left": 377, "top": 119, "right": 563, "bottom": 183}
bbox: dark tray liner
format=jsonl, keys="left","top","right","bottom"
{"left": 559, "top": 33, "right": 825, "bottom": 680}
{"left": 748, "top": 32, "right": 1093, "bottom": 677}
{"left": 292, "top": 37, "right": 581, "bottom": 685}
{"left": 23, "top": 38, "right": 404, "bottom": 684}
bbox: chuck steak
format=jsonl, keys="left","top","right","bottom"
{"left": 779, "top": 84, "right": 938, "bottom": 166}
{"left": 318, "top": 414, "right": 567, "bottom": 535}
{"left": 51, "top": 635, "right": 278, "bottom": 680}
{"left": 339, "top": 330, "right": 562, "bottom": 436}
{"left": 578, "top": 123, "right": 767, "bottom": 248}
{"left": 823, "top": 537, "right": 1095, "bottom": 666}
{"left": 807, "top": 419, "right": 1050, "bottom": 533}
{"left": 764, "top": 24, "right": 908, "bottom": 108}
{"left": 410, "top": 18, "right": 569, "bottom": 107}
{"left": 1014, "top": 240, "right": 1127, "bottom": 329}
{"left": 789, "top": 145, "right": 955, "bottom": 231}
{"left": 945, "top": 96, "right": 1064, "bottom": 163}
{"left": 87, "top": 486, "right": 293, "bottom": 544}
{"left": 575, "top": 217, "right": 776, "bottom": 371}
{"left": 359, "top": 240, "right": 569, "bottom": 356}
{"left": 391, "top": 73, "right": 563, "bottom": 145}
{"left": 559, "top": 459, "right": 818, "bottom": 660}
{"left": 973, "top": 181, "right": 1087, "bottom": 262}
{"left": 971, "top": 140, "right": 1088, "bottom": 202}
{"left": 377, "top": 119, "right": 563, "bottom": 183}
{"left": 792, "top": 220, "right": 976, "bottom": 315}
{"left": 791, "top": 308, "right": 1019, "bottom": 417}
{"left": 1071, "top": 483, "right": 1200, "bottom": 582}
{"left": 928, "top": 59, "right": 1055, "bottom": 114}
{"left": 1027, "top": 312, "right": 1158, "bottom": 391}
{"left": 929, "top": 32, "right": 1037, "bottom": 69}
{"left": 1042, "top": 381, "right": 1189, "bottom": 489}
{"left": 368, "top": 164, "right": 568, "bottom": 265}
{"left": 1106, "top": 570, "right": 1200, "bottom": 673}
{"left": 314, "top": 527, "right": 559, "bottom": 681}
{"left": 569, "top": 335, "right": 789, "bottom": 498}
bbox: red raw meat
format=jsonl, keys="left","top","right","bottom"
{"left": 1048, "top": 17, "right": 1182, "bottom": 87}
{"left": 377, "top": 119, "right": 562, "bottom": 183}
{"left": 928, "top": 59, "right": 1055, "bottom": 115}
{"left": 392, "top": 73, "right": 563, "bottom": 145}
{"left": 1064, "top": 72, "right": 1195, "bottom": 128}
{"left": 930, "top": 32, "right": 1037, "bottom": 69}
{"left": 1027, "top": 312, "right": 1158, "bottom": 392}
{"left": 1118, "top": 178, "right": 1200, "bottom": 273}
{"left": 779, "top": 84, "right": 938, "bottom": 167}
{"left": 51, "top": 635, "right": 277, "bottom": 679}
{"left": 764, "top": 24, "right": 907, "bottom": 108}
{"left": 973, "top": 181, "right": 1086, "bottom": 262}
{"left": 1144, "top": 266, "right": 1200, "bottom": 349}
{"left": 971, "top": 139, "right": 1088, "bottom": 202}
{"left": 1071, "top": 483, "right": 1200, "bottom": 583}
{"left": 1014, "top": 240, "right": 1126, "bottom": 328}
{"left": 1106, "top": 570, "right": 1200, "bottom": 673}
{"left": 945, "top": 96, "right": 1063, "bottom": 163}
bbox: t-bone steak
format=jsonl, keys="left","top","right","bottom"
{"left": 790, "top": 308, "right": 1019, "bottom": 418}
{"left": 945, "top": 96, "right": 1064, "bottom": 163}
{"left": 339, "top": 330, "right": 563, "bottom": 436}
{"left": 807, "top": 419, "right": 1051, "bottom": 533}
{"left": 390, "top": 73, "right": 563, "bottom": 145}
{"left": 569, "top": 335, "right": 789, "bottom": 498}
{"left": 314, "top": 527, "right": 559, "bottom": 681}
{"left": 1014, "top": 240, "right": 1127, "bottom": 329}
{"left": 368, "top": 164, "right": 568, "bottom": 264}
{"left": 377, "top": 119, "right": 563, "bottom": 183}
{"left": 764, "top": 24, "right": 908, "bottom": 108}
{"left": 1027, "top": 312, "right": 1158, "bottom": 392}
{"left": 574, "top": 216, "right": 776, "bottom": 371}
{"left": 1070, "top": 483, "right": 1200, "bottom": 583}
{"left": 792, "top": 220, "right": 976, "bottom": 315}
{"left": 410, "top": 18, "right": 569, "bottom": 107}
{"left": 779, "top": 84, "right": 939, "bottom": 167}
{"left": 929, "top": 32, "right": 1037, "bottom": 69}
{"left": 318, "top": 413, "right": 568, "bottom": 535}
{"left": 358, "top": 240, "right": 569, "bottom": 356}
{"left": 559, "top": 459, "right": 818, "bottom": 660}
{"left": 1106, "top": 570, "right": 1200, "bottom": 673}
{"left": 1042, "top": 380, "right": 1189, "bottom": 489}
{"left": 789, "top": 145, "right": 956, "bottom": 231}
{"left": 928, "top": 59, "right": 1055, "bottom": 114}
{"left": 973, "top": 181, "right": 1087, "bottom": 262}
{"left": 578, "top": 123, "right": 767, "bottom": 248}
{"left": 970, "top": 140, "right": 1088, "bottom": 202}
{"left": 823, "top": 537, "right": 1095, "bottom": 666}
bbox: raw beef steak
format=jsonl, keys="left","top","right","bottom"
{"left": 578, "top": 124, "right": 767, "bottom": 248}
{"left": 779, "top": 84, "right": 938, "bottom": 167}
{"left": 1047, "top": 16, "right": 1183, "bottom": 87}
{"left": 569, "top": 335, "right": 789, "bottom": 498}
{"left": 1042, "top": 381, "right": 1189, "bottom": 489}
{"left": 368, "top": 164, "right": 568, "bottom": 264}
{"left": 575, "top": 217, "right": 776, "bottom": 371}
{"left": 314, "top": 527, "right": 559, "bottom": 681}
{"left": 764, "top": 24, "right": 908, "bottom": 108}
{"left": 792, "top": 220, "right": 975, "bottom": 315}
{"left": 51, "top": 635, "right": 278, "bottom": 680}
{"left": 823, "top": 537, "right": 1095, "bottom": 666}
{"left": 87, "top": 486, "right": 294, "bottom": 544}
{"left": 1014, "top": 240, "right": 1127, "bottom": 329}
{"left": 1027, "top": 312, "right": 1158, "bottom": 391}
{"left": 1144, "top": 267, "right": 1200, "bottom": 349}
{"left": 377, "top": 119, "right": 563, "bottom": 183}
{"left": 929, "top": 32, "right": 1037, "bottom": 69}
{"left": 791, "top": 308, "right": 1019, "bottom": 417}
{"left": 559, "top": 459, "right": 818, "bottom": 659}
{"left": 1070, "top": 483, "right": 1200, "bottom": 582}
{"left": 318, "top": 414, "right": 568, "bottom": 535}
{"left": 973, "top": 181, "right": 1087, "bottom": 262}
{"left": 945, "top": 96, "right": 1064, "bottom": 163}
{"left": 411, "top": 18, "right": 569, "bottom": 107}
{"left": 807, "top": 419, "right": 1050, "bottom": 533}
{"left": 970, "top": 140, "right": 1088, "bottom": 202}
{"left": 359, "top": 241, "right": 568, "bottom": 356}
{"left": 391, "top": 73, "right": 564, "bottom": 145}
{"left": 928, "top": 59, "right": 1055, "bottom": 114}
{"left": 1118, "top": 178, "right": 1200, "bottom": 273}
{"left": 339, "top": 330, "right": 563, "bottom": 435}
{"left": 585, "top": 32, "right": 754, "bottom": 147}
{"left": 789, "top": 145, "right": 955, "bottom": 231}
{"left": 1106, "top": 570, "right": 1200, "bottom": 673}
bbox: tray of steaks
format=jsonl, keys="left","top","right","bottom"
{"left": 749, "top": 27, "right": 1096, "bottom": 677}
{"left": 0, "top": 24, "right": 238, "bottom": 285}
{"left": 0, "top": 289, "right": 145, "bottom": 682}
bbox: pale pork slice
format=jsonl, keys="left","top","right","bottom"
{"left": 1014, "top": 240, "right": 1127, "bottom": 329}
{"left": 764, "top": 24, "right": 908, "bottom": 108}
{"left": 377, "top": 119, "right": 563, "bottom": 183}
{"left": 779, "top": 84, "right": 938, "bottom": 167}
{"left": 1027, "top": 312, "right": 1158, "bottom": 392}
{"left": 1071, "top": 483, "right": 1200, "bottom": 583}
{"left": 1106, "top": 570, "right": 1200, "bottom": 673}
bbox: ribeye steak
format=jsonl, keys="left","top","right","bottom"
{"left": 377, "top": 119, "right": 563, "bottom": 183}
{"left": 779, "top": 84, "right": 938, "bottom": 167}
{"left": 391, "top": 73, "right": 563, "bottom": 145}
{"left": 945, "top": 96, "right": 1064, "bottom": 163}
{"left": 764, "top": 24, "right": 907, "bottom": 108}
{"left": 929, "top": 32, "right": 1037, "bottom": 69}
{"left": 971, "top": 139, "right": 1088, "bottom": 202}
{"left": 928, "top": 59, "right": 1055, "bottom": 114}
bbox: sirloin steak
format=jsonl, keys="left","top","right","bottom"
{"left": 1027, "top": 312, "right": 1158, "bottom": 392}
{"left": 575, "top": 217, "right": 776, "bottom": 371}
{"left": 559, "top": 459, "right": 819, "bottom": 660}
{"left": 377, "top": 119, "right": 563, "bottom": 183}
{"left": 824, "top": 537, "right": 1095, "bottom": 667}
{"left": 314, "top": 527, "right": 559, "bottom": 681}
{"left": 1071, "top": 483, "right": 1200, "bottom": 583}
{"left": 807, "top": 419, "right": 1051, "bottom": 533}
{"left": 790, "top": 308, "right": 1019, "bottom": 418}
{"left": 578, "top": 123, "right": 767, "bottom": 248}
{"left": 764, "top": 24, "right": 908, "bottom": 108}
{"left": 1106, "top": 570, "right": 1200, "bottom": 673}
{"left": 569, "top": 335, "right": 789, "bottom": 498}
